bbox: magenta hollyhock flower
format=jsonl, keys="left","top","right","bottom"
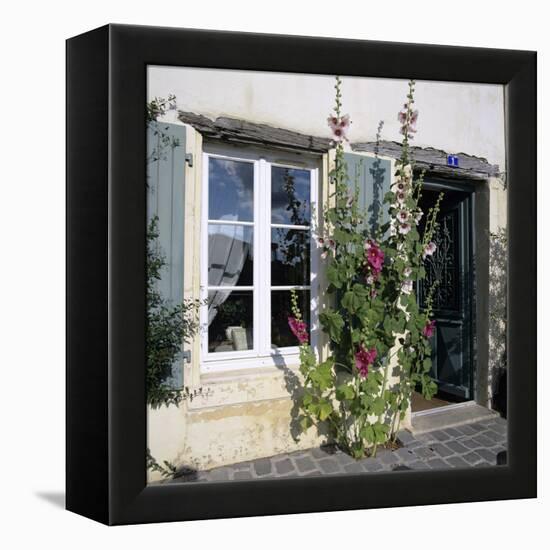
{"left": 366, "top": 242, "right": 384, "bottom": 274}
{"left": 355, "top": 346, "right": 377, "bottom": 377}
{"left": 422, "top": 319, "right": 436, "bottom": 338}
{"left": 288, "top": 316, "right": 308, "bottom": 344}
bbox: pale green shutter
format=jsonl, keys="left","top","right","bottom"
{"left": 343, "top": 152, "right": 392, "bottom": 232}
{"left": 147, "top": 121, "right": 187, "bottom": 388}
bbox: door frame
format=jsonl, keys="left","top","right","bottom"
{"left": 419, "top": 176, "right": 490, "bottom": 406}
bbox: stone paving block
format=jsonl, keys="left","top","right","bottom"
{"left": 394, "top": 447, "right": 417, "bottom": 463}
{"left": 431, "top": 443, "right": 454, "bottom": 458}
{"left": 344, "top": 462, "right": 365, "bottom": 474}
{"left": 472, "top": 434, "right": 495, "bottom": 447}
{"left": 362, "top": 459, "right": 384, "bottom": 472}
{"left": 413, "top": 446, "right": 436, "bottom": 459}
{"left": 459, "top": 437, "right": 479, "bottom": 449}
{"left": 469, "top": 421, "right": 490, "bottom": 433}
{"left": 487, "top": 423, "right": 507, "bottom": 436}
{"left": 445, "top": 440, "right": 469, "bottom": 454}
{"left": 295, "top": 456, "right": 317, "bottom": 473}
{"left": 455, "top": 424, "right": 477, "bottom": 436}
{"left": 475, "top": 448, "right": 497, "bottom": 463}
{"left": 253, "top": 457, "right": 273, "bottom": 477}
{"left": 318, "top": 458, "right": 342, "bottom": 474}
{"left": 378, "top": 450, "right": 397, "bottom": 464}
{"left": 333, "top": 452, "right": 355, "bottom": 467}
{"left": 311, "top": 446, "right": 332, "bottom": 459}
{"left": 396, "top": 430, "right": 416, "bottom": 445}
{"left": 408, "top": 460, "right": 430, "bottom": 470}
{"left": 209, "top": 467, "right": 231, "bottom": 482}
{"left": 491, "top": 416, "right": 507, "bottom": 426}
{"left": 427, "top": 458, "right": 449, "bottom": 469}
{"left": 482, "top": 429, "right": 504, "bottom": 444}
{"left": 443, "top": 427, "right": 462, "bottom": 439}
{"left": 462, "top": 451, "right": 483, "bottom": 465}
{"left": 446, "top": 456, "right": 470, "bottom": 468}
{"left": 274, "top": 458, "right": 296, "bottom": 475}
{"left": 431, "top": 430, "right": 451, "bottom": 442}
{"left": 233, "top": 470, "right": 253, "bottom": 480}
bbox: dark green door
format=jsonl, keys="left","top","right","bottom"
{"left": 418, "top": 183, "right": 474, "bottom": 400}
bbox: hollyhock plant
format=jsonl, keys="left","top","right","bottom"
{"left": 295, "top": 77, "right": 442, "bottom": 461}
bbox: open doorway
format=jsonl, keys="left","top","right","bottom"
{"left": 412, "top": 181, "right": 475, "bottom": 413}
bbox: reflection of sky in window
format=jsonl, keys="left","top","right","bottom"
{"left": 209, "top": 158, "right": 254, "bottom": 221}
{"left": 271, "top": 167, "right": 310, "bottom": 225}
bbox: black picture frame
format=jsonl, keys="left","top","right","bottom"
{"left": 66, "top": 24, "right": 536, "bottom": 525}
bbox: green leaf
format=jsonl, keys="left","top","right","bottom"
{"left": 319, "top": 310, "right": 344, "bottom": 344}
{"left": 318, "top": 401, "right": 333, "bottom": 421}
{"left": 336, "top": 384, "right": 355, "bottom": 401}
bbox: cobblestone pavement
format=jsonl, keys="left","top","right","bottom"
{"left": 164, "top": 415, "right": 507, "bottom": 483}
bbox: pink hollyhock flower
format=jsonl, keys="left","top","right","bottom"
{"left": 355, "top": 346, "right": 377, "bottom": 377}
{"left": 331, "top": 126, "right": 348, "bottom": 143}
{"left": 398, "top": 222, "right": 412, "bottom": 235}
{"left": 328, "top": 113, "right": 351, "bottom": 142}
{"left": 288, "top": 316, "right": 308, "bottom": 344}
{"left": 397, "top": 210, "right": 409, "bottom": 223}
{"left": 317, "top": 237, "right": 325, "bottom": 245}
{"left": 396, "top": 191, "right": 406, "bottom": 205}
{"left": 422, "top": 319, "right": 436, "bottom": 339}
{"left": 415, "top": 210, "right": 423, "bottom": 223}
{"left": 398, "top": 110, "right": 407, "bottom": 124}
{"left": 422, "top": 241, "right": 437, "bottom": 259}
{"left": 339, "top": 114, "right": 351, "bottom": 131}
{"left": 327, "top": 115, "right": 339, "bottom": 129}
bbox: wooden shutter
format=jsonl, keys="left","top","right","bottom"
{"left": 147, "top": 121, "right": 187, "bottom": 388}
{"left": 343, "top": 151, "right": 392, "bottom": 232}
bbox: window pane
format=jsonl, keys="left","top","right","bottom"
{"left": 271, "top": 166, "right": 311, "bottom": 225}
{"left": 208, "top": 224, "right": 253, "bottom": 286}
{"left": 207, "top": 291, "right": 253, "bottom": 353}
{"left": 271, "top": 228, "right": 310, "bottom": 286}
{"left": 209, "top": 157, "right": 254, "bottom": 221}
{"left": 271, "top": 290, "right": 310, "bottom": 348}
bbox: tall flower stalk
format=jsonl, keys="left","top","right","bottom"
{"left": 293, "top": 77, "right": 441, "bottom": 459}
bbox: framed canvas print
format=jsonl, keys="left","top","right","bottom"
{"left": 66, "top": 24, "right": 536, "bottom": 525}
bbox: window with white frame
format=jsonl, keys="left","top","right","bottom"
{"left": 200, "top": 146, "right": 318, "bottom": 371}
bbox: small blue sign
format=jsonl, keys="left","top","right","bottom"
{"left": 447, "top": 155, "right": 459, "bottom": 167}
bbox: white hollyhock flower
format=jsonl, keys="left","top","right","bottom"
{"left": 422, "top": 241, "right": 437, "bottom": 259}
{"left": 401, "top": 280, "right": 413, "bottom": 294}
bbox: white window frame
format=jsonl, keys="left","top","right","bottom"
{"left": 200, "top": 145, "right": 319, "bottom": 373}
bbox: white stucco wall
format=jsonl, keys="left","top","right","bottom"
{"left": 148, "top": 66, "right": 506, "bottom": 170}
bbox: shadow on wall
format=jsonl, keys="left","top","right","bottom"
{"left": 488, "top": 227, "right": 507, "bottom": 417}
